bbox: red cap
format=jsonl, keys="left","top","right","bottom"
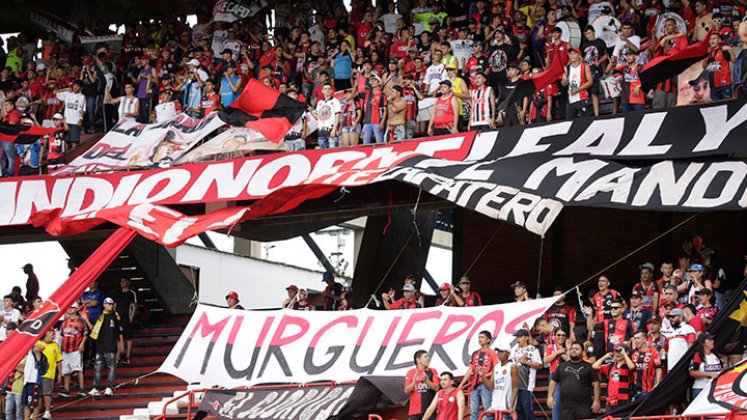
{"left": 569, "top": 47, "right": 582, "bottom": 54}
{"left": 286, "top": 285, "right": 299, "bottom": 291}
{"left": 162, "top": 47, "right": 171, "bottom": 54}
{"left": 225, "top": 291, "right": 239, "bottom": 301}
{"left": 139, "top": 55, "right": 150, "bottom": 61}
{"left": 439, "top": 283, "right": 451, "bottom": 291}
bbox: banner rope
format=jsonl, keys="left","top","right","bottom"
{"left": 535, "top": 236, "right": 545, "bottom": 299}
{"left": 411, "top": 188, "right": 423, "bottom": 247}
{"left": 563, "top": 214, "right": 698, "bottom": 296}
{"left": 463, "top": 224, "right": 502, "bottom": 277}
{"left": 366, "top": 228, "right": 416, "bottom": 308}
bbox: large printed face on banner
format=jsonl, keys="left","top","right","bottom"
{"left": 158, "top": 300, "right": 557, "bottom": 387}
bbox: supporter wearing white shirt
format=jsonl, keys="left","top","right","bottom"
{"left": 105, "top": 82, "right": 139, "bottom": 122}
{"left": 424, "top": 50, "right": 447, "bottom": 94}
{"left": 56, "top": 80, "right": 86, "bottom": 146}
{"left": 510, "top": 329, "right": 543, "bottom": 420}
{"left": 450, "top": 29, "right": 474, "bottom": 70}
{"left": 612, "top": 22, "right": 641, "bottom": 64}
{"left": 380, "top": 3, "right": 403, "bottom": 34}
{"left": 662, "top": 308, "right": 696, "bottom": 371}
{"left": 0, "top": 295, "right": 21, "bottom": 342}
{"left": 312, "top": 83, "right": 341, "bottom": 149}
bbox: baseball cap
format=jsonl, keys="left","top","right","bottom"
{"left": 368, "top": 75, "right": 382, "bottom": 83}
{"left": 513, "top": 329, "right": 530, "bottom": 337}
{"left": 322, "top": 271, "right": 334, "bottom": 281}
{"left": 405, "top": 274, "right": 416, "bottom": 280}
{"left": 139, "top": 55, "right": 150, "bottom": 61}
{"left": 639, "top": 262, "right": 655, "bottom": 271}
{"left": 103, "top": 297, "right": 114, "bottom": 305}
{"left": 689, "top": 263, "right": 705, "bottom": 272}
{"left": 511, "top": 281, "right": 527, "bottom": 289}
{"left": 5, "top": 322, "right": 17, "bottom": 330}
{"left": 70, "top": 302, "right": 79, "bottom": 309}
{"left": 669, "top": 308, "right": 685, "bottom": 317}
{"left": 286, "top": 285, "right": 299, "bottom": 291}
{"left": 52, "top": 113, "right": 64, "bottom": 120}
{"left": 439, "top": 79, "right": 452, "bottom": 87}
{"left": 446, "top": 61, "right": 458, "bottom": 70}
{"left": 630, "top": 291, "right": 642, "bottom": 298}
{"left": 648, "top": 315, "right": 662, "bottom": 324}
{"left": 439, "top": 283, "right": 451, "bottom": 291}
{"left": 187, "top": 58, "right": 201, "bottom": 66}
{"left": 403, "top": 284, "right": 416, "bottom": 292}
{"left": 569, "top": 47, "right": 581, "bottom": 54}
{"left": 468, "top": 18, "right": 478, "bottom": 24}
{"left": 458, "top": 276, "right": 470, "bottom": 284}
{"left": 221, "top": 49, "right": 233, "bottom": 55}
{"left": 225, "top": 291, "right": 239, "bottom": 301}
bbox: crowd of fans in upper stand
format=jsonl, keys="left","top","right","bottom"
{"left": 2, "top": 0, "right": 747, "bottom": 176}
{"left": 244, "top": 234, "right": 745, "bottom": 420}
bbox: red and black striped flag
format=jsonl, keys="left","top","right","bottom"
{"left": 641, "top": 38, "right": 710, "bottom": 91}
{"left": 503, "top": 54, "right": 565, "bottom": 108}
{"left": 0, "top": 123, "right": 60, "bottom": 144}
{"left": 219, "top": 79, "right": 305, "bottom": 143}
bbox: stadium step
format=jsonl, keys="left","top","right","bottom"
{"left": 51, "top": 317, "right": 190, "bottom": 420}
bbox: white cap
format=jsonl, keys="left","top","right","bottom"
{"left": 53, "top": 113, "right": 64, "bottom": 120}
{"left": 36, "top": 63, "right": 46, "bottom": 71}
{"left": 187, "top": 59, "right": 200, "bottom": 67}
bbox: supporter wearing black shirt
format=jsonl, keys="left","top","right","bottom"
{"left": 90, "top": 297, "right": 123, "bottom": 395}
{"left": 113, "top": 278, "right": 137, "bottom": 364}
{"left": 322, "top": 271, "right": 343, "bottom": 310}
{"left": 548, "top": 342, "right": 601, "bottom": 420}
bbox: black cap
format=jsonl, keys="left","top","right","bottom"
{"left": 630, "top": 291, "right": 642, "bottom": 298}
{"left": 221, "top": 49, "right": 233, "bottom": 55}
{"left": 514, "top": 329, "right": 530, "bottom": 337}
{"left": 468, "top": 18, "right": 478, "bottom": 24}
{"left": 439, "top": 79, "right": 452, "bottom": 87}
{"left": 511, "top": 281, "right": 527, "bottom": 289}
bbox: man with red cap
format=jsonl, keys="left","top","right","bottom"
{"left": 561, "top": 47, "right": 593, "bottom": 119}
{"left": 282, "top": 285, "right": 299, "bottom": 308}
{"left": 225, "top": 292, "right": 244, "bottom": 310}
{"left": 436, "top": 283, "right": 464, "bottom": 306}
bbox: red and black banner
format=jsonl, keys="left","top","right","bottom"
{"left": 0, "top": 123, "right": 60, "bottom": 144}
{"left": 220, "top": 79, "right": 305, "bottom": 143}
{"left": 641, "top": 39, "right": 710, "bottom": 91}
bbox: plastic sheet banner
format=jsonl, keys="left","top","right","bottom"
{"left": 213, "top": 0, "right": 267, "bottom": 22}
{"left": 157, "top": 299, "right": 557, "bottom": 387}
{"left": 53, "top": 112, "right": 224, "bottom": 175}
{"left": 176, "top": 126, "right": 283, "bottom": 164}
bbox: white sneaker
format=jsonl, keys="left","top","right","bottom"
{"left": 104, "top": 387, "right": 113, "bottom": 396}
{"left": 88, "top": 388, "right": 100, "bottom": 396}
{"left": 42, "top": 411, "right": 52, "bottom": 419}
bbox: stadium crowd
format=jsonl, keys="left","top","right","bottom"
{"left": 261, "top": 234, "right": 742, "bottom": 420}
{"left": 2, "top": 0, "right": 747, "bottom": 175}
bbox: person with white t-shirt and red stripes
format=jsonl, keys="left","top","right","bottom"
{"left": 662, "top": 308, "right": 697, "bottom": 372}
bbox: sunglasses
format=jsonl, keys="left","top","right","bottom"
{"left": 556, "top": 333, "right": 566, "bottom": 337}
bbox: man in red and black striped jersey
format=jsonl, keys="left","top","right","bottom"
{"left": 632, "top": 262, "right": 660, "bottom": 314}
{"left": 384, "top": 284, "right": 423, "bottom": 309}
{"left": 592, "top": 275, "right": 622, "bottom": 322}
{"left": 458, "top": 277, "right": 482, "bottom": 307}
{"left": 592, "top": 343, "right": 635, "bottom": 408}
{"left": 545, "top": 287, "right": 577, "bottom": 340}
{"left": 59, "top": 303, "right": 88, "bottom": 397}
{"left": 405, "top": 350, "right": 441, "bottom": 420}
{"left": 458, "top": 330, "right": 498, "bottom": 420}
{"left": 589, "top": 299, "right": 635, "bottom": 360}
{"left": 631, "top": 331, "right": 662, "bottom": 400}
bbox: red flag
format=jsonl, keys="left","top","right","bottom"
{"left": 0, "top": 123, "right": 60, "bottom": 144}
{"left": 641, "top": 38, "right": 710, "bottom": 91}
{"left": 0, "top": 228, "right": 136, "bottom": 383}
{"left": 220, "top": 79, "right": 305, "bottom": 142}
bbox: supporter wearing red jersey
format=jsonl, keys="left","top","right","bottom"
{"left": 458, "top": 331, "right": 498, "bottom": 420}
{"left": 458, "top": 277, "right": 482, "bottom": 307}
{"left": 422, "top": 372, "right": 465, "bottom": 420}
{"left": 592, "top": 276, "right": 622, "bottom": 322}
{"left": 405, "top": 350, "right": 441, "bottom": 419}
{"left": 589, "top": 300, "right": 635, "bottom": 359}
{"left": 683, "top": 304, "right": 706, "bottom": 333}
{"left": 360, "top": 76, "right": 387, "bottom": 144}
{"left": 592, "top": 343, "right": 635, "bottom": 407}
{"left": 545, "top": 288, "right": 577, "bottom": 338}
{"left": 428, "top": 80, "right": 459, "bottom": 136}
{"left": 200, "top": 79, "right": 221, "bottom": 116}
{"left": 561, "top": 48, "right": 593, "bottom": 119}
{"left": 464, "top": 43, "right": 490, "bottom": 88}
{"left": 632, "top": 263, "right": 660, "bottom": 314}
{"left": 695, "top": 288, "right": 718, "bottom": 325}
{"left": 705, "top": 32, "right": 735, "bottom": 100}
{"left": 543, "top": 329, "right": 570, "bottom": 375}
{"left": 384, "top": 284, "right": 423, "bottom": 309}
{"left": 656, "top": 262, "right": 680, "bottom": 294}
{"left": 611, "top": 49, "right": 646, "bottom": 112}
{"left": 59, "top": 303, "right": 88, "bottom": 398}
{"left": 652, "top": 18, "right": 688, "bottom": 109}
{"left": 631, "top": 331, "right": 662, "bottom": 399}
{"left": 390, "top": 29, "right": 416, "bottom": 59}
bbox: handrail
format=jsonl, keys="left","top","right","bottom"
{"left": 155, "top": 381, "right": 360, "bottom": 419}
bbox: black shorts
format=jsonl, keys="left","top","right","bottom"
{"left": 22, "top": 383, "right": 40, "bottom": 408}
{"left": 590, "top": 67, "right": 603, "bottom": 95}
{"left": 120, "top": 317, "right": 133, "bottom": 340}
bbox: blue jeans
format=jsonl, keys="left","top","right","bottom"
{"left": 711, "top": 85, "right": 732, "bottom": 100}
{"left": 93, "top": 352, "right": 117, "bottom": 389}
{"left": 622, "top": 103, "right": 645, "bottom": 112}
{"left": 517, "top": 389, "right": 534, "bottom": 420}
{"left": 362, "top": 123, "right": 384, "bottom": 144}
{"left": 1, "top": 141, "right": 15, "bottom": 177}
{"left": 470, "top": 384, "right": 492, "bottom": 420}
{"left": 85, "top": 95, "right": 98, "bottom": 130}
{"left": 551, "top": 382, "right": 561, "bottom": 420}
{"left": 317, "top": 134, "right": 338, "bottom": 149}
{"left": 5, "top": 392, "right": 22, "bottom": 420}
